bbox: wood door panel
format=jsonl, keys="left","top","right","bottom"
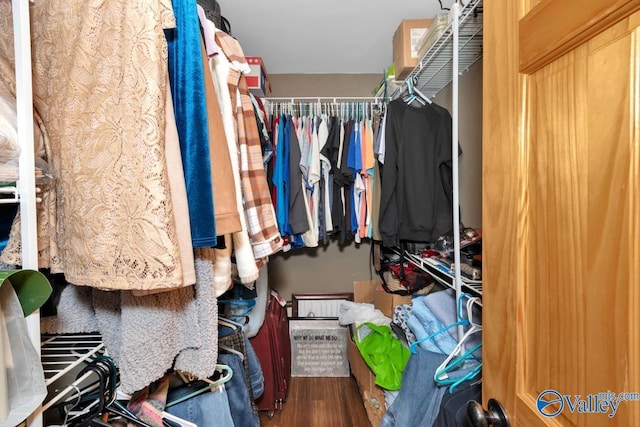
{"left": 484, "top": 1, "right": 640, "bottom": 426}
{"left": 523, "top": 31, "right": 634, "bottom": 426}
{"left": 519, "top": 0, "right": 640, "bottom": 73}
{"left": 482, "top": 0, "right": 521, "bottom": 416}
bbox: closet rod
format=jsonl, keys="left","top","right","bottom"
{"left": 263, "top": 96, "right": 382, "bottom": 103}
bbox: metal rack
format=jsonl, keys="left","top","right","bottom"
{"left": 41, "top": 334, "right": 106, "bottom": 387}
{"left": 380, "top": 0, "right": 483, "bottom": 101}
{"left": 404, "top": 252, "right": 482, "bottom": 299}
{"left": 39, "top": 334, "right": 106, "bottom": 413}
{"left": 10, "top": 0, "right": 43, "bottom": 425}
{"left": 385, "top": 0, "right": 484, "bottom": 338}
{"left": 9, "top": 2, "right": 108, "bottom": 425}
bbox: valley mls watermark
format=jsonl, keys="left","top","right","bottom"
{"left": 537, "top": 389, "right": 640, "bottom": 419}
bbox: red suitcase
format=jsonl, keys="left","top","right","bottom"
{"left": 249, "top": 289, "right": 291, "bottom": 417}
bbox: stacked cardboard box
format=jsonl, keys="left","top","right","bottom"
{"left": 348, "top": 280, "right": 412, "bottom": 426}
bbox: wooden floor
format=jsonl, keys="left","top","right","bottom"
{"left": 259, "top": 376, "right": 371, "bottom": 427}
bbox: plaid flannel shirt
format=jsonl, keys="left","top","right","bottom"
{"left": 216, "top": 31, "right": 282, "bottom": 258}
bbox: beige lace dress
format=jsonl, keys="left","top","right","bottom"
{"left": 0, "top": 0, "right": 190, "bottom": 291}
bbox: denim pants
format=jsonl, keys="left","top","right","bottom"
{"left": 245, "top": 336, "right": 264, "bottom": 399}
{"left": 380, "top": 348, "right": 448, "bottom": 427}
{"left": 165, "top": 383, "right": 234, "bottom": 427}
{"left": 218, "top": 352, "right": 260, "bottom": 427}
{"left": 218, "top": 323, "right": 264, "bottom": 400}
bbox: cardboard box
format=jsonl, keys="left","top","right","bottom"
{"left": 349, "top": 280, "right": 412, "bottom": 426}
{"left": 354, "top": 279, "right": 412, "bottom": 318}
{"left": 373, "top": 286, "right": 412, "bottom": 319}
{"left": 350, "top": 280, "right": 387, "bottom": 426}
{"left": 353, "top": 280, "right": 377, "bottom": 305}
{"left": 245, "top": 56, "right": 271, "bottom": 97}
{"left": 393, "top": 19, "right": 433, "bottom": 80}
{"left": 347, "top": 323, "right": 386, "bottom": 427}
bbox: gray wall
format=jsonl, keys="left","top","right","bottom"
{"left": 433, "top": 60, "right": 483, "bottom": 229}
{"left": 266, "top": 64, "right": 482, "bottom": 301}
{"left": 269, "top": 73, "right": 381, "bottom": 97}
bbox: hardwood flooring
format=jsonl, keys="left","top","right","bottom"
{"left": 259, "top": 376, "right": 371, "bottom": 427}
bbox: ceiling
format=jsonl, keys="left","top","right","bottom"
{"left": 217, "top": 0, "right": 453, "bottom": 74}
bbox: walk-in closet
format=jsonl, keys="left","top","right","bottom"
{"left": 2, "top": 1, "right": 640, "bottom": 426}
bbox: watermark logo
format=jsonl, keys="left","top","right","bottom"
{"left": 537, "top": 389, "right": 564, "bottom": 417}
{"left": 536, "top": 390, "right": 640, "bottom": 419}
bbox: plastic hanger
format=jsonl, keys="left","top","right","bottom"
{"left": 433, "top": 326, "right": 482, "bottom": 392}
{"left": 412, "top": 79, "right": 432, "bottom": 104}
{"left": 166, "top": 364, "right": 233, "bottom": 408}
{"left": 403, "top": 78, "right": 423, "bottom": 105}
{"left": 218, "top": 316, "right": 241, "bottom": 330}
{"left": 408, "top": 292, "right": 474, "bottom": 354}
{"left": 433, "top": 295, "right": 483, "bottom": 392}
{"left": 409, "top": 319, "right": 468, "bottom": 354}
{"left": 403, "top": 76, "right": 431, "bottom": 105}
{"left": 219, "top": 344, "right": 245, "bottom": 361}
{"left": 162, "top": 410, "right": 197, "bottom": 427}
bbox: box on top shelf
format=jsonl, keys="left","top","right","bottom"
{"left": 392, "top": 18, "right": 433, "bottom": 81}
{"left": 245, "top": 56, "right": 271, "bottom": 97}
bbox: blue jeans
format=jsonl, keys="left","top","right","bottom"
{"left": 218, "top": 323, "right": 264, "bottom": 400}
{"left": 218, "top": 352, "right": 260, "bottom": 427}
{"left": 380, "top": 348, "right": 448, "bottom": 427}
{"left": 245, "top": 338, "right": 264, "bottom": 399}
{"left": 166, "top": 383, "right": 234, "bottom": 427}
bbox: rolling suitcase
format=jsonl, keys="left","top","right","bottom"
{"left": 249, "top": 289, "right": 291, "bottom": 416}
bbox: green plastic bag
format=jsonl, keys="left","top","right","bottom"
{"left": 354, "top": 322, "right": 410, "bottom": 390}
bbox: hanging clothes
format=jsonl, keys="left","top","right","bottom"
{"left": 166, "top": 0, "right": 217, "bottom": 248}
{"left": 0, "top": 0, "right": 188, "bottom": 291}
{"left": 199, "top": 37, "right": 242, "bottom": 236}
{"left": 379, "top": 98, "right": 459, "bottom": 246}
{"left": 264, "top": 102, "right": 390, "bottom": 249}
{"left": 215, "top": 31, "right": 282, "bottom": 260}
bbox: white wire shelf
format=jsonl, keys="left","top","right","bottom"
{"left": 389, "top": 0, "right": 483, "bottom": 100}
{"left": 0, "top": 186, "right": 18, "bottom": 204}
{"left": 0, "top": 185, "right": 42, "bottom": 204}
{"left": 38, "top": 333, "right": 111, "bottom": 415}
{"left": 405, "top": 252, "right": 482, "bottom": 299}
{"left": 41, "top": 333, "right": 105, "bottom": 386}
{"left": 390, "top": 248, "right": 482, "bottom": 301}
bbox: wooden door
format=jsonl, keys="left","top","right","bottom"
{"left": 483, "top": 0, "right": 640, "bottom": 426}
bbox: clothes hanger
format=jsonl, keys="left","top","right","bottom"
{"left": 433, "top": 326, "right": 482, "bottom": 392}
{"left": 219, "top": 344, "right": 245, "bottom": 361}
{"left": 433, "top": 295, "right": 483, "bottom": 392}
{"left": 65, "top": 358, "right": 120, "bottom": 427}
{"left": 165, "top": 364, "right": 233, "bottom": 408}
{"left": 218, "top": 316, "right": 240, "bottom": 330}
{"left": 436, "top": 350, "right": 482, "bottom": 393}
{"left": 162, "top": 410, "right": 197, "bottom": 427}
{"left": 403, "top": 76, "right": 431, "bottom": 105}
{"left": 402, "top": 78, "right": 422, "bottom": 105}
{"left": 411, "top": 76, "right": 432, "bottom": 104}
{"left": 408, "top": 293, "right": 473, "bottom": 354}
{"left": 409, "top": 318, "right": 469, "bottom": 354}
